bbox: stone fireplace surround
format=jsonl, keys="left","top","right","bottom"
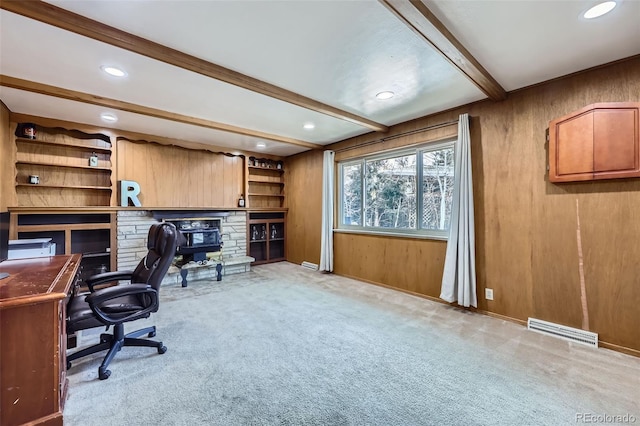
{"left": 117, "top": 210, "right": 252, "bottom": 285}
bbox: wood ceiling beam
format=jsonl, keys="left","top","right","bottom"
{"left": 0, "top": 0, "right": 388, "bottom": 133}
{"left": 380, "top": 0, "right": 507, "bottom": 101}
{"left": 1, "top": 75, "right": 322, "bottom": 150}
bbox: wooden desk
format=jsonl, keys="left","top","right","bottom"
{"left": 0, "top": 254, "right": 81, "bottom": 426}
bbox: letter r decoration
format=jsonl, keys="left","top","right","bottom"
{"left": 120, "top": 180, "right": 142, "bottom": 207}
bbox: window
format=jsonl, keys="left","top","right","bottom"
{"left": 338, "top": 140, "right": 455, "bottom": 239}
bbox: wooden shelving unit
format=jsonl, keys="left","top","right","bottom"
{"left": 9, "top": 208, "right": 117, "bottom": 284}
{"left": 14, "top": 126, "right": 113, "bottom": 207}
{"left": 246, "top": 164, "right": 285, "bottom": 208}
{"left": 247, "top": 211, "right": 286, "bottom": 264}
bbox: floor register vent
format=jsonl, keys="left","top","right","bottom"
{"left": 527, "top": 318, "right": 598, "bottom": 348}
{"left": 301, "top": 261, "right": 319, "bottom": 270}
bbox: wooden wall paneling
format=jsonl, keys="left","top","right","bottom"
{"left": 333, "top": 233, "right": 446, "bottom": 297}
{"left": 579, "top": 188, "right": 640, "bottom": 350}
{"left": 146, "top": 142, "right": 166, "bottom": 206}
{"left": 287, "top": 56, "right": 640, "bottom": 354}
{"left": 116, "top": 139, "right": 242, "bottom": 208}
{"left": 284, "top": 149, "right": 323, "bottom": 265}
{"left": 0, "top": 106, "right": 17, "bottom": 209}
{"left": 210, "top": 153, "right": 225, "bottom": 206}
{"left": 223, "top": 155, "right": 242, "bottom": 207}
{"left": 334, "top": 120, "right": 458, "bottom": 163}
{"left": 242, "top": 157, "right": 249, "bottom": 207}
{"left": 470, "top": 101, "right": 536, "bottom": 319}
{"left": 186, "top": 147, "right": 205, "bottom": 206}
{"left": 108, "top": 136, "right": 117, "bottom": 207}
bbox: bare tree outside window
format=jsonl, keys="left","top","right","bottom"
{"left": 342, "top": 163, "right": 362, "bottom": 225}
{"left": 422, "top": 147, "right": 454, "bottom": 231}
{"left": 365, "top": 155, "right": 416, "bottom": 229}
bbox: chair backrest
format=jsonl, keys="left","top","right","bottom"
{"left": 131, "top": 222, "right": 181, "bottom": 291}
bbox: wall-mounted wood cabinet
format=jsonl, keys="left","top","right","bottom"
{"left": 247, "top": 165, "right": 285, "bottom": 208}
{"left": 247, "top": 211, "right": 285, "bottom": 264}
{"left": 549, "top": 102, "right": 640, "bottom": 182}
{"left": 14, "top": 125, "right": 113, "bottom": 206}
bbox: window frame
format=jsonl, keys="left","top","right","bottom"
{"left": 337, "top": 139, "right": 456, "bottom": 240}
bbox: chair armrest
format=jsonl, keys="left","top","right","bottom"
{"left": 85, "top": 284, "right": 158, "bottom": 325}
{"left": 85, "top": 270, "right": 135, "bottom": 292}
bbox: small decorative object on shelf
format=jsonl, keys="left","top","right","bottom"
{"left": 89, "top": 152, "right": 99, "bottom": 167}
{"left": 271, "top": 224, "right": 277, "bottom": 239}
{"left": 21, "top": 123, "right": 37, "bottom": 139}
{"left": 260, "top": 225, "right": 266, "bottom": 240}
{"left": 276, "top": 161, "right": 283, "bottom": 170}
{"left": 249, "top": 156, "right": 256, "bottom": 167}
{"left": 251, "top": 225, "right": 259, "bottom": 241}
{"left": 29, "top": 175, "right": 39, "bottom": 184}
{"left": 238, "top": 194, "right": 245, "bottom": 207}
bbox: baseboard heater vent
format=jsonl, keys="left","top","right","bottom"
{"left": 527, "top": 318, "right": 598, "bottom": 348}
{"left": 301, "top": 261, "right": 319, "bottom": 270}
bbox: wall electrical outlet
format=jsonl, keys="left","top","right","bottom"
{"left": 485, "top": 288, "right": 494, "bottom": 300}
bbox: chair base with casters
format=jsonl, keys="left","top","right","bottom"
{"left": 67, "top": 323, "right": 167, "bottom": 380}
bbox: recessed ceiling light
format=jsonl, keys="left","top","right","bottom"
{"left": 583, "top": 1, "right": 617, "bottom": 19}
{"left": 256, "top": 142, "right": 266, "bottom": 149}
{"left": 303, "top": 122, "right": 315, "bottom": 130}
{"left": 376, "top": 91, "right": 394, "bottom": 100}
{"left": 101, "top": 65, "right": 127, "bottom": 77}
{"left": 100, "top": 113, "right": 118, "bottom": 123}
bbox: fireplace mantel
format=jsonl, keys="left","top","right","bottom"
{"left": 151, "top": 210, "right": 231, "bottom": 220}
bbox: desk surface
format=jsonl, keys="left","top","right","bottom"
{"left": 0, "top": 254, "right": 81, "bottom": 308}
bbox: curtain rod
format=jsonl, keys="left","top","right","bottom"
{"left": 334, "top": 119, "right": 459, "bottom": 153}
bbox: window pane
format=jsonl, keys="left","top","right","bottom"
{"left": 422, "top": 147, "right": 454, "bottom": 230}
{"left": 342, "top": 163, "right": 362, "bottom": 226}
{"left": 365, "top": 154, "right": 416, "bottom": 229}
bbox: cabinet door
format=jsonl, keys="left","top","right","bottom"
{"left": 248, "top": 222, "right": 268, "bottom": 262}
{"left": 551, "top": 111, "right": 594, "bottom": 182}
{"left": 268, "top": 221, "right": 285, "bottom": 260}
{"left": 593, "top": 108, "right": 639, "bottom": 178}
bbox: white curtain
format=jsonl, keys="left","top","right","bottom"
{"left": 319, "top": 150, "right": 335, "bottom": 272}
{"left": 440, "top": 113, "right": 477, "bottom": 307}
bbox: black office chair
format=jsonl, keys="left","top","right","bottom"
{"left": 66, "top": 222, "right": 181, "bottom": 380}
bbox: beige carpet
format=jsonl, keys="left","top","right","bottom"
{"left": 64, "top": 262, "right": 640, "bottom": 425}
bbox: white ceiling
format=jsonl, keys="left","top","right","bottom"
{"left": 1, "top": 0, "right": 638, "bottom": 157}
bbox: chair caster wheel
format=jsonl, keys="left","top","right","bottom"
{"left": 98, "top": 368, "right": 111, "bottom": 380}
{"left": 158, "top": 345, "right": 167, "bottom": 354}
{"left": 148, "top": 331, "right": 156, "bottom": 338}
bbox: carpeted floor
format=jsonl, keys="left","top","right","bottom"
{"left": 64, "top": 262, "right": 640, "bottom": 426}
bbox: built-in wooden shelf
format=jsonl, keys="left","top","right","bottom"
{"left": 16, "top": 160, "right": 112, "bottom": 172}
{"left": 248, "top": 193, "right": 285, "bottom": 198}
{"left": 16, "top": 183, "right": 112, "bottom": 191}
{"left": 248, "top": 178, "right": 285, "bottom": 184}
{"left": 248, "top": 165, "right": 284, "bottom": 173}
{"left": 16, "top": 137, "right": 112, "bottom": 153}
{"left": 82, "top": 252, "right": 111, "bottom": 259}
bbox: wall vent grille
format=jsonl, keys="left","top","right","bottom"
{"left": 527, "top": 318, "right": 598, "bottom": 348}
{"left": 301, "top": 261, "right": 319, "bottom": 270}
